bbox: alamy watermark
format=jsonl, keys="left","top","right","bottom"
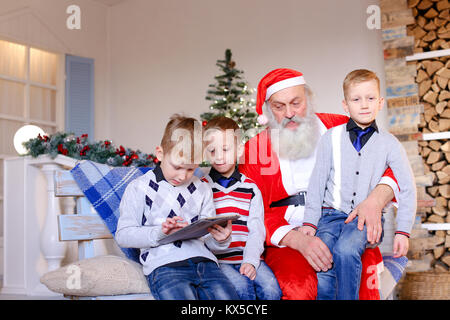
{"left": 66, "top": 5, "right": 81, "bottom": 30}
{"left": 66, "top": 4, "right": 380, "bottom": 31}
{"left": 66, "top": 264, "right": 81, "bottom": 290}
{"left": 367, "top": 5, "right": 381, "bottom": 30}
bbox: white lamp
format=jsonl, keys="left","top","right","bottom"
{"left": 13, "top": 124, "right": 45, "bottom": 155}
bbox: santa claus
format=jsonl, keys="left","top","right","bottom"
{"left": 239, "top": 68, "right": 399, "bottom": 300}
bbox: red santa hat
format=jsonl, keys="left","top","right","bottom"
{"left": 256, "top": 68, "right": 305, "bottom": 125}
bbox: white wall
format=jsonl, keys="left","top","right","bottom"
{"left": 0, "top": 0, "right": 110, "bottom": 140}
{"left": 108, "top": 0, "right": 387, "bottom": 153}
{"left": 0, "top": 0, "right": 388, "bottom": 155}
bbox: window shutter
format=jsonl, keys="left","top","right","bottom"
{"left": 65, "top": 55, "right": 94, "bottom": 139}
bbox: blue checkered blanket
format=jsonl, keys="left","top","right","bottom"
{"left": 71, "top": 160, "right": 407, "bottom": 292}
{"left": 381, "top": 253, "right": 408, "bottom": 283}
{"left": 71, "top": 160, "right": 152, "bottom": 263}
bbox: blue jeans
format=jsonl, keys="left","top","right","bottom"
{"left": 147, "top": 258, "right": 239, "bottom": 300}
{"left": 316, "top": 208, "right": 383, "bottom": 300}
{"left": 219, "top": 261, "right": 282, "bottom": 300}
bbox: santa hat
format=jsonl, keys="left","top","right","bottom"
{"left": 256, "top": 68, "right": 305, "bottom": 125}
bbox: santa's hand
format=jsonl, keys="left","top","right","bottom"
{"left": 283, "top": 230, "right": 332, "bottom": 272}
{"left": 345, "top": 184, "right": 393, "bottom": 244}
{"left": 300, "top": 225, "right": 316, "bottom": 236}
{"left": 345, "top": 199, "right": 382, "bottom": 245}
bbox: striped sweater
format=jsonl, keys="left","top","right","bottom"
{"left": 202, "top": 167, "right": 265, "bottom": 269}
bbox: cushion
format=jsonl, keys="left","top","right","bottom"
{"left": 40, "top": 255, "right": 151, "bottom": 297}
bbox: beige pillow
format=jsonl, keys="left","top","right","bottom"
{"left": 40, "top": 255, "right": 151, "bottom": 297}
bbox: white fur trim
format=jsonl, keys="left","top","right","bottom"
{"left": 265, "top": 76, "right": 305, "bottom": 100}
{"left": 379, "top": 176, "right": 399, "bottom": 208}
{"left": 270, "top": 224, "right": 297, "bottom": 247}
{"left": 257, "top": 114, "right": 269, "bottom": 125}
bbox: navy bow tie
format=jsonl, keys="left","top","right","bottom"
{"left": 352, "top": 126, "right": 374, "bottom": 152}
{"left": 217, "top": 176, "right": 234, "bottom": 188}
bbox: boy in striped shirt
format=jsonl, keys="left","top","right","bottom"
{"left": 202, "top": 116, "right": 282, "bottom": 300}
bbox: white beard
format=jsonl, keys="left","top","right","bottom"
{"left": 264, "top": 103, "right": 320, "bottom": 160}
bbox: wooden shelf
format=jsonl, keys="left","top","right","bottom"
{"left": 421, "top": 131, "right": 450, "bottom": 141}
{"left": 406, "top": 49, "right": 450, "bottom": 62}
{"left": 394, "top": 131, "right": 450, "bottom": 141}
{"left": 421, "top": 223, "right": 450, "bottom": 231}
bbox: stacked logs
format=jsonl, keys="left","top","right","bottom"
{"left": 412, "top": 43, "right": 450, "bottom": 271}
{"left": 408, "top": 0, "right": 450, "bottom": 52}
{"left": 418, "top": 57, "right": 450, "bottom": 134}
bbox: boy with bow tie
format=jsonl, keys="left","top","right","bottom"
{"left": 301, "top": 69, "right": 416, "bottom": 300}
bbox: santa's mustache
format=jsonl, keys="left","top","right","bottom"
{"left": 281, "top": 115, "right": 303, "bottom": 128}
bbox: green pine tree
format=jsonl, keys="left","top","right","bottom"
{"left": 201, "top": 49, "right": 261, "bottom": 140}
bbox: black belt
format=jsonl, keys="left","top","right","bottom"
{"left": 270, "top": 191, "right": 307, "bottom": 208}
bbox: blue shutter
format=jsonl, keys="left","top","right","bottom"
{"left": 65, "top": 55, "right": 94, "bottom": 139}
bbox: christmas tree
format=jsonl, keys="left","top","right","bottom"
{"left": 201, "top": 49, "right": 261, "bottom": 140}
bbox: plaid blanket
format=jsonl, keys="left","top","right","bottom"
{"left": 378, "top": 253, "right": 409, "bottom": 299}
{"left": 71, "top": 160, "right": 407, "bottom": 297}
{"left": 71, "top": 160, "right": 152, "bottom": 263}
{"left": 382, "top": 254, "right": 409, "bottom": 283}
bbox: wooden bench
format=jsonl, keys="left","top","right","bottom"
{"left": 54, "top": 170, "right": 152, "bottom": 300}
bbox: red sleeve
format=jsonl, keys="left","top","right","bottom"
{"left": 239, "top": 162, "right": 290, "bottom": 246}
{"left": 239, "top": 132, "right": 290, "bottom": 246}
{"left": 381, "top": 166, "right": 397, "bottom": 184}
{"left": 381, "top": 167, "right": 398, "bottom": 203}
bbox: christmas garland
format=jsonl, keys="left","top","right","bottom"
{"left": 23, "top": 132, "right": 158, "bottom": 167}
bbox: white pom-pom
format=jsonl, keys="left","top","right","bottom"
{"left": 257, "top": 114, "right": 269, "bottom": 125}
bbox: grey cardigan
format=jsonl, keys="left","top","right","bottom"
{"left": 303, "top": 123, "right": 417, "bottom": 236}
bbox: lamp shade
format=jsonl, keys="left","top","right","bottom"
{"left": 13, "top": 124, "right": 45, "bottom": 155}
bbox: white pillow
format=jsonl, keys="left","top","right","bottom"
{"left": 40, "top": 255, "right": 151, "bottom": 297}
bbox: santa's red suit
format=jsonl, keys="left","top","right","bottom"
{"left": 239, "top": 113, "right": 397, "bottom": 300}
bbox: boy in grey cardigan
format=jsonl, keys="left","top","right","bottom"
{"left": 301, "top": 69, "right": 416, "bottom": 300}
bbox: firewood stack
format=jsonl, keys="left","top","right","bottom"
{"left": 408, "top": 0, "right": 450, "bottom": 53}
{"left": 381, "top": 0, "right": 450, "bottom": 275}
{"left": 409, "top": 0, "right": 450, "bottom": 272}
